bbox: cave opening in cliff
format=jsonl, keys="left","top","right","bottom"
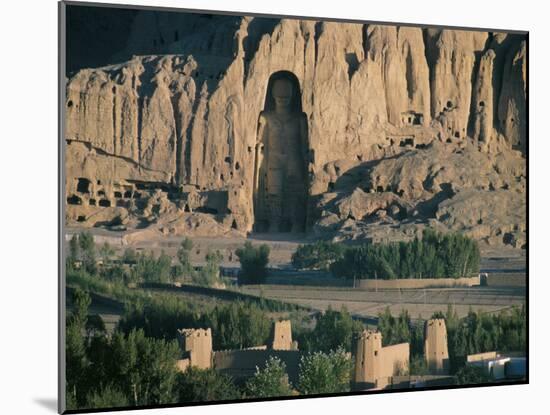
{"left": 400, "top": 138, "right": 415, "bottom": 147}
{"left": 76, "top": 178, "right": 91, "bottom": 194}
{"left": 195, "top": 206, "right": 218, "bottom": 215}
{"left": 253, "top": 70, "right": 308, "bottom": 233}
{"left": 67, "top": 195, "right": 82, "bottom": 205}
{"left": 99, "top": 199, "right": 111, "bottom": 207}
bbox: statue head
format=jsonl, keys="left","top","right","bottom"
{"left": 272, "top": 79, "right": 293, "bottom": 108}
{"left": 263, "top": 71, "right": 302, "bottom": 113}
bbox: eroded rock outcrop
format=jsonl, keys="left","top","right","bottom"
{"left": 65, "top": 12, "right": 527, "bottom": 248}
{"left": 313, "top": 141, "right": 526, "bottom": 248}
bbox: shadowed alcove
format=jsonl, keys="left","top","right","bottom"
{"left": 253, "top": 70, "right": 308, "bottom": 233}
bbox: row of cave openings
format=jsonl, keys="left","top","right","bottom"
{"left": 66, "top": 178, "right": 146, "bottom": 210}
{"left": 67, "top": 177, "right": 240, "bottom": 228}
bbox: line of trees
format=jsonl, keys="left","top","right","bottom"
{"left": 376, "top": 304, "right": 527, "bottom": 375}
{"left": 442, "top": 304, "right": 526, "bottom": 373}
{"left": 70, "top": 229, "right": 480, "bottom": 285}
{"left": 118, "top": 300, "right": 365, "bottom": 355}
{"left": 67, "top": 232, "right": 284, "bottom": 289}
{"left": 175, "top": 237, "right": 224, "bottom": 287}
{"left": 291, "top": 241, "right": 345, "bottom": 271}
{"left": 118, "top": 297, "right": 272, "bottom": 351}
{"left": 68, "top": 233, "right": 225, "bottom": 288}
{"left": 296, "top": 306, "right": 364, "bottom": 353}
{"left": 119, "top": 299, "right": 364, "bottom": 357}
{"left": 330, "top": 229, "right": 480, "bottom": 280}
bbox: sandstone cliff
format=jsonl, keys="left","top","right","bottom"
{"left": 65, "top": 12, "right": 527, "bottom": 248}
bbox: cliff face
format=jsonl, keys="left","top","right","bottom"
{"left": 65, "top": 12, "right": 527, "bottom": 247}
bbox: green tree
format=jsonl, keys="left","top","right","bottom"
{"left": 409, "top": 356, "right": 428, "bottom": 375}
{"left": 175, "top": 367, "right": 239, "bottom": 402}
{"left": 193, "top": 250, "right": 223, "bottom": 287}
{"left": 122, "top": 247, "right": 138, "bottom": 264}
{"left": 67, "top": 234, "right": 80, "bottom": 269}
{"left": 297, "top": 348, "right": 352, "bottom": 394}
{"left": 70, "top": 287, "right": 92, "bottom": 327}
{"left": 330, "top": 229, "right": 480, "bottom": 280}
{"left": 210, "top": 301, "right": 271, "bottom": 350}
{"left": 291, "top": 241, "right": 345, "bottom": 271}
{"left": 66, "top": 321, "right": 87, "bottom": 407}
{"left": 78, "top": 232, "right": 97, "bottom": 275}
{"left": 377, "top": 308, "right": 412, "bottom": 347}
{"left": 244, "top": 356, "right": 293, "bottom": 398}
{"left": 109, "top": 329, "right": 180, "bottom": 406}
{"left": 156, "top": 251, "right": 173, "bottom": 283}
{"left": 177, "top": 237, "right": 195, "bottom": 278}
{"left": 171, "top": 264, "right": 185, "bottom": 281}
{"left": 131, "top": 250, "right": 173, "bottom": 283}
{"left": 117, "top": 297, "right": 194, "bottom": 342}
{"left": 455, "top": 365, "right": 491, "bottom": 385}
{"left": 117, "top": 297, "right": 272, "bottom": 351}
{"left": 85, "top": 314, "right": 106, "bottom": 338}
{"left": 302, "top": 306, "right": 363, "bottom": 353}
{"left": 66, "top": 288, "right": 91, "bottom": 407}
{"left": 99, "top": 242, "right": 115, "bottom": 266}
{"left": 101, "top": 264, "right": 127, "bottom": 283}
{"left": 236, "top": 242, "right": 270, "bottom": 284}
{"left": 86, "top": 385, "right": 129, "bottom": 409}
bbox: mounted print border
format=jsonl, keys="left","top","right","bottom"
{"left": 59, "top": 1, "right": 528, "bottom": 413}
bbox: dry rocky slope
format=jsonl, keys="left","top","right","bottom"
{"left": 65, "top": 12, "right": 526, "bottom": 249}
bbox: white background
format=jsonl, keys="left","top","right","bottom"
{"left": 0, "top": 0, "right": 546, "bottom": 413}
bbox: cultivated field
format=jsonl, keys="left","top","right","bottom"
{"left": 236, "top": 284, "right": 525, "bottom": 321}
{"left": 236, "top": 250, "right": 526, "bottom": 320}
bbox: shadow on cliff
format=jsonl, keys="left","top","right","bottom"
{"left": 332, "top": 152, "right": 411, "bottom": 193}
{"left": 243, "top": 17, "right": 281, "bottom": 79}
